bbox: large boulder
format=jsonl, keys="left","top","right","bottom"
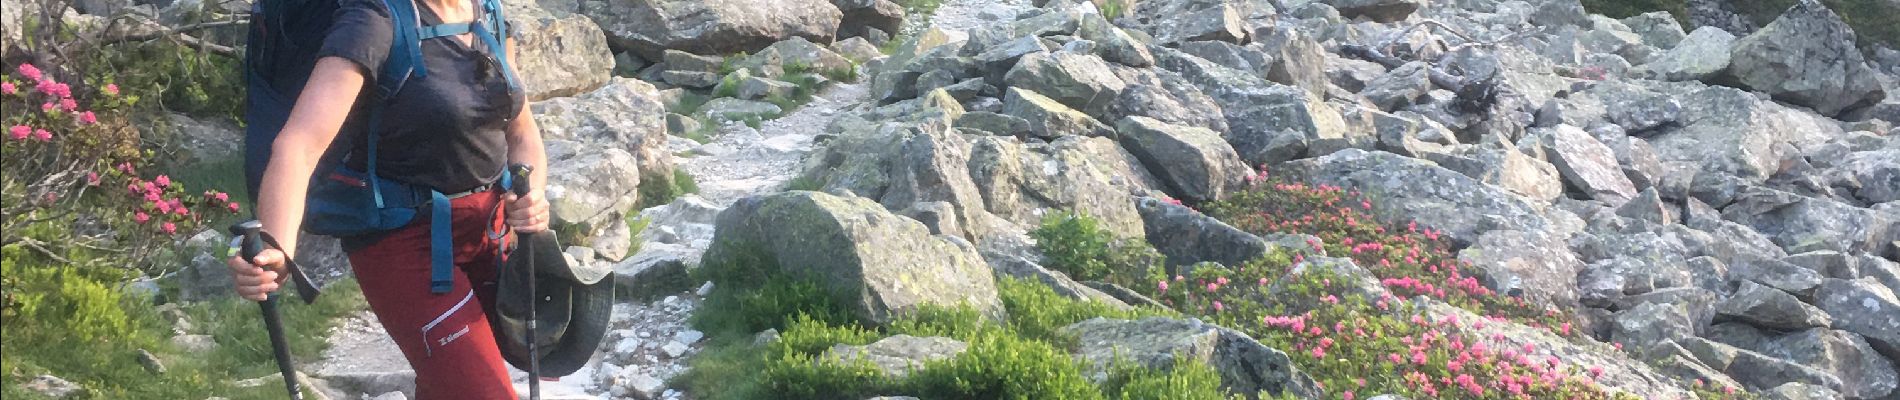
{"left": 703, "top": 191, "right": 1005, "bottom": 325}
{"left": 1724, "top": 0, "right": 1886, "bottom": 117}
{"left": 1810, "top": 278, "right": 1900, "bottom": 357}
{"left": 1756, "top": 329, "right": 1899, "bottom": 399}
{"left": 1642, "top": 26, "right": 1735, "bottom": 82}
{"left": 1457, "top": 229, "right": 1585, "bottom": 309}
{"left": 582, "top": 0, "right": 844, "bottom": 61}
{"left": 532, "top": 78, "right": 674, "bottom": 185}
{"left": 1062, "top": 317, "right": 1321, "bottom": 398}
{"left": 831, "top": 0, "right": 904, "bottom": 40}
{"left": 1647, "top": 86, "right": 1843, "bottom": 183}
{"left": 1325, "top": 0, "right": 1419, "bottom": 22}
{"left": 1716, "top": 280, "right": 1832, "bottom": 330}
{"left": 1118, "top": 0, "right": 1250, "bottom": 46}
{"left": 543, "top": 143, "right": 643, "bottom": 232}
{"left": 1535, "top": 125, "right": 1639, "bottom": 205}
{"left": 1611, "top": 302, "right": 1698, "bottom": 357}
{"left": 736, "top": 37, "right": 857, "bottom": 79}
{"left": 1136, "top": 198, "right": 1271, "bottom": 268}
{"left": 1154, "top": 47, "right": 1348, "bottom": 167}
{"left": 1003, "top": 52, "right": 1129, "bottom": 117}
{"left": 502, "top": 0, "right": 614, "bottom": 101}
{"left": 1002, "top": 87, "right": 1116, "bottom": 139}
{"left": 1721, "top": 187, "right": 1898, "bottom": 254}
{"left": 1114, "top": 116, "right": 1249, "bottom": 202}
{"left": 1280, "top": 149, "right": 1553, "bottom": 246}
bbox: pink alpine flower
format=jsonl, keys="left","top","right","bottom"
{"left": 40, "top": 102, "right": 53, "bottom": 112}
{"left": 154, "top": 175, "right": 171, "bottom": 187}
{"left": 0, "top": 82, "right": 13, "bottom": 95}
{"left": 16, "top": 63, "right": 42, "bottom": 81}
{"left": 104, "top": 83, "right": 119, "bottom": 96}
{"left": 161, "top": 222, "right": 177, "bottom": 234}
{"left": 78, "top": 111, "right": 97, "bottom": 125}
{"left": 227, "top": 202, "right": 241, "bottom": 212}
{"left": 133, "top": 212, "right": 151, "bottom": 224}
{"left": 8, "top": 125, "right": 28, "bottom": 140}
{"left": 86, "top": 171, "right": 100, "bottom": 186}
{"left": 214, "top": 192, "right": 229, "bottom": 202}
{"left": 59, "top": 98, "right": 76, "bottom": 111}
{"left": 32, "top": 128, "right": 50, "bottom": 141}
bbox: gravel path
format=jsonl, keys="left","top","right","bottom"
{"left": 679, "top": 82, "right": 868, "bottom": 207}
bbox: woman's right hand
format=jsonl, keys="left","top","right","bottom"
{"left": 228, "top": 249, "right": 288, "bottom": 301}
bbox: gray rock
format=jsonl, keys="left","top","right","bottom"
{"left": 534, "top": 77, "right": 675, "bottom": 184}
{"left": 1811, "top": 278, "right": 1900, "bottom": 358}
{"left": 1757, "top": 329, "right": 1898, "bottom": 398}
{"left": 954, "top": 111, "right": 1034, "bottom": 137}
{"left": 1114, "top": 116, "right": 1248, "bottom": 202}
{"left": 1107, "top": 67, "right": 1231, "bottom": 135}
{"left": 1003, "top": 52, "right": 1127, "bottom": 117}
{"left": 544, "top": 145, "right": 643, "bottom": 234}
{"left": 1783, "top": 251, "right": 1857, "bottom": 280}
{"left": 1722, "top": 186, "right": 1898, "bottom": 254}
{"left": 698, "top": 98, "right": 784, "bottom": 125}
{"left": 1615, "top": 187, "right": 1677, "bottom": 225}
{"left": 1623, "top": 11, "right": 1688, "bottom": 49}
{"left": 1579, "top": 256, "right": 1692, "bottom": 308}
{"left": 824, "top": 335, "right": 968, "bottom": 378}
{"left": 1836, "top": 149, "right": 1900, "bottom": 204}
{"left": 503, "top": 0, "right": 613, "bottom": 101}
{"left": 832, "top": 37, "right": 884, "bottom": 63}
{"left": 1178, "top": 41, "right": 1271, "bottom": 79}
{"left": 832, "top": 0, "right": 904, "bottom": 40}
{"left": 1538, "top": 125, "right": 1639, "bottom": 204}
{"left": 1326, "top": 0, "right": 1419, "bottom": 22}
{"left": 1062, "top": 317, "right": 1320, "bottom": 398}
{"left": 583, "top": 0, "right": 843, "bottom": 61}
{"left": 1530, "top": 0, "right": 1590, "bottom": 27}
{"left": 23, "top": 375, "right": 81, "bottom": 398}
{"left": 1611, "top": 302, "right": 1697, "bottom": 357}
{"left": 1643, "top": 26, "right": 1735, "bottom": 82}
{"left": 1422, "top": 139, "right": 1565, "bottom": 204}
{"left": 1251, "top": 27, "right": 1329, "bottom": 96}
{"left": 739, "top": 37, "right": 857, "bottom": 80}
{"left": 1717, "top": 280, "right": 1832, "bottom": 330}
{"left": 1075, "top": 12, "right": 1154, "bottom": 68}
{"left": 1360, "top": 61, "right": 1434, "bottom": 111}
{"left": 1120, "top": 0, "right": 1247, "bottom": 46}
{"left": 1458, "top": 230, "right": 1585, "bottom": 309}
{"left": 1651, "top": 85, "right": 1845, "bottom": 184}
{"left": 1280, "top": 149, "right": 1551, "bottom": 246}
{"left": 613, "top": 252, "right": 693, "bottom": 302}
{"left": 1731, "top": 258, "right": 1825, "bottom": 296}
{"left": 737, "top": 77, "right": 798, "bottom": 100}
{"left": 704, "top": 191, "right": 1004, "bottom": 325}
{"left": 1763, "top": 383, "right": 1844, "bottom": 400}
{"left": 1608, "top": 95, "right": 1683, "bottom": 135}
{"left": 1153, "top": 47, "right": 1349, "bottom": 167}
{"left": 1728, "top": 348, "right": 1847, "bottom": 393}
{"left": 1001, "top": 87, "right": 1113, "bottom": 139}
{"left": 1136, "top": 198, "right": 1270, "bottom": 268}
{"left": 1725, "top": 0, "right": 1887, "bottom": 117}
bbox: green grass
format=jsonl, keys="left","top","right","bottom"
{"left": 161, "top": 155, "right": 250, "bottom": 229}
{"left": 674, "top": 239, "right": 1198, "bottom": 400}
{"left": 2, "top": 242, "right": 367, "bottom": 400}
{"left": 637, "top": 169, "right": 701, "bottom": 210}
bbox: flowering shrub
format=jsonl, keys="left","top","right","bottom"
{"left": 1034, "top": 171, "right": 1757, "bottom": 400}
{"left": 1031, "top": 211, "right": 1165, "bottom": 282}
{"left": 1, "top": 61, "right": 241, "bottom": 279}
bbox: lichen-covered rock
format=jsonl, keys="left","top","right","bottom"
{"left": 544, "top": 144, "right": 642, "bottom": 233}
{"left": 1648, "top": 86, "right": 1843, "bottom": 183}
{"left": 1075, "top": 12, "right": 1154, "bottom": 68}
{"left": 1114, "top": 116, "right": 1249, "bottom": 202}
{"left": 1359, "top": 61, "right": 1434, "bottom": 111}
{"left": 832, "top": 0, "right": 904, "bottom": 40}
{"left": 1623, "top": 11, "right": 1687, "bottom": 49}
{"left": 1716, "top": 281, "right": 1832, "bottom": 331}
{"left": 1325, "top": 0, "right": 1419, "bottom": 22}
{"left": 1280, "top": 149, "right": 1552, "bottom": 246}
{"left": 1119, "top": 0, "right": 1249, "bottom": 46}
{"left": 1810, "top": 278, "right": 1900, "bottom": 357}
{"left": 703, "top": 191, "right": 1005, "bottom": 325}
{"left": 1642, "top": 26, "right": 1734, "bottom": 82}
{"left": 583, "top": 0, "right": 843, "bottom": 60}
{"left": 1457, "top": 230, "right": 1584, "bottom": 309}
{"left": 1725, "top": 0, "right": 1887, "bottom": 117}
{"left": 1062, "top": 317, "right": 1321, "bottom": 398}
{"left": 1137, "top": 198, "right": 1271, "bottom": 268}
{"left": 1001, "top": 87, "right": 1114, "bottom": 139}
{"left": 1003, "top": 52, "right": 1128, "bottom": 117}
{"left": 1756, "top": 329, "right": 1898, "bottom": 399}
{"left": 1536, "top": 125, "right": 1639, "bottom": 205}
{"left": 823, "top": 335, "right": 967, "bottom": 378}
{"left": 737, "top": 37, "right": 858, "bottom": 80}
{"left": 1611, "top": 302, "right": 1697, "bottom": 357}
{"left": 1721, "top": 186, "right": 1898, "bottom": 254}
{"left": 533, "top": 78, "right": 675, "bottom": 187}
{"left": 502, "top": 0, "right": 613, "bottom": 101}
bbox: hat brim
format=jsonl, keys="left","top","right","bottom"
{"left": 492, "top": 231, "right": 617, "bottom": 377}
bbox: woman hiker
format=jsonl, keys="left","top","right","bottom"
{"left": 225, "top": 0, "right": 548, "bottom": 397}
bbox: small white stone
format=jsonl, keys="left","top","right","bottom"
{"left": 695, "top": 281, "right": 715, "bottom": 296}
{"left": 676, "top": 330, "right": 705, "bottom": 345}
{"left": 662, "top": 341, "right": 691, "bottom": 358}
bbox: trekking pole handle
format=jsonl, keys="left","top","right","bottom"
{"left": 510, "top": 164, "right": 532, "bottom": 197}
{"left": 231, "top": 220, "right": 267, "bottom": 265}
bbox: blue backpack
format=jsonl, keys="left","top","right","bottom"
{"left": 243, "top": 0, "right": 519, "bottom": 294}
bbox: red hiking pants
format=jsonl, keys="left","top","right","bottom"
{"left": 346, "top": 190, "right": 518, "bottom": 399}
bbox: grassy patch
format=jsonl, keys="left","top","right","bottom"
{"left": 1029, "top": 211, "right": 1164, "bottom": 282}
{"left": 2, "top": 243, "right": 366, "bottom": 399}
{"left": 637, "top": 169, "right": 701, "bottom": 210}
{"left": 676, "top": 240, "right": 1196, "bottom": 399}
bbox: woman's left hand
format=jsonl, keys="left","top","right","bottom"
{"left": 503, "top": 190, "right": 551, "bottom": 233}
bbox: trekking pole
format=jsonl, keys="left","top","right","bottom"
{"left": 510, "top": 164, "right": 540, "bottom": 400}
{"left": 230, "top": 220, "right": 304, "bottom": 400}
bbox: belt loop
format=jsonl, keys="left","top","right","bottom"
{"left": 429, "top": 190, "right": 453, "bottom": 294}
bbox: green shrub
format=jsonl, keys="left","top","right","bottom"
{"left": 636, "top": 169, "right": 700, "bottom": 209}
{"left": 996, "top": 277, "right": 1173, "bottom": 344}
{"left": 901, "top": 331, "right": 1104, "bottom": 400}
{"left": 1104, "top": 358, "right": 1242, "bottom": 400}
{"left": 691, "top": 244, "right": 861, "bottom": 336}
{"left": 1031, "top": 211, "right": 1167, "bottom": 282}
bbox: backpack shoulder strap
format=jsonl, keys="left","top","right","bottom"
{"left": 470, "top": 0, "right": 520, "bottom": 93}
{"left": 376, "top": 0, "right": 427, "bottom": 97}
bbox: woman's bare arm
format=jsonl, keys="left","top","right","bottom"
{"left": 228, "top": 57, "right": 366, "bottom": 300}
{"left": 502, "top": 37, "right": 552, "bottom": 233}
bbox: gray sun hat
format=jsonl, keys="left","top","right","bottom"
{"left": 491, "top": 230, "right": 615, "bottom": 377}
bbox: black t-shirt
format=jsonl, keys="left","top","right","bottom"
{"left": 316, "top": 0, "right": 522, "bottom": 193}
